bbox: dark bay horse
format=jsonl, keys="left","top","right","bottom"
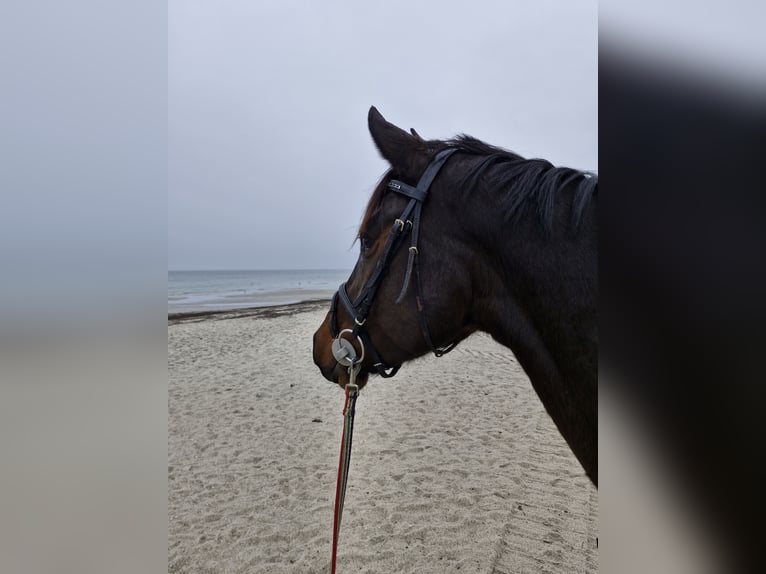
{"left": 312, "top": 107, "right": 597, "bottom": 485}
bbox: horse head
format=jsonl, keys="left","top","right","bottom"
{"left": 312, "top": 107, "right": 476, "bottom": 389}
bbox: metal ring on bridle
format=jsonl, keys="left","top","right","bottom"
{"left": 394, "top": 219, "right": 405, "bottom": 232}
{"left": 332, "top": 328, "right": 365, "bottom": 367}
{"left": 354, "top": 316, "right": 366, "bottom": 326}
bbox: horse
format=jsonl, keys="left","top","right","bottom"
{"left": 312, "top": 107, "right": 597, "bottom": 485}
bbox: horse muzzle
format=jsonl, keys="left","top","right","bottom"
{"left": 312, "top": 327, "right": 370, "bottom": 388}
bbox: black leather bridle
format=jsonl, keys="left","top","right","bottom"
{"left": 329, "top": 147, "right": 459, "bottom": 378}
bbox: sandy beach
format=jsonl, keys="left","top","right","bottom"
{"left": 169, "top": 301, "right": 598, "bottom": 573}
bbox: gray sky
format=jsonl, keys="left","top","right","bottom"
{"left": 168, "top": 0, "right": 597, "bottom": 271}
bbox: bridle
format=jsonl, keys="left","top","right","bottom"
{"left": 328, "top": 147, "right": 459, "bottom": 378}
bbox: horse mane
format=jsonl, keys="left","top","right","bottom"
{"left": 448, "top": 135, "right": 597, "bottom": 234}
{"left": 359, "top": 135, "right": 597, "bottom": 238}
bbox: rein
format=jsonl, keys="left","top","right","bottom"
{"left": 331, "top": 371, "right": 359, "bottom": 574}
{"left": 330, "top": 341, "right": 363, "bottom": 574}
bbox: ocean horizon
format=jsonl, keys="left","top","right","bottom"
{"left": 168, "top": 269, "right": 351, "bottom": 314}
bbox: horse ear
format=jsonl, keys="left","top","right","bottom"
{"left": 410, "top": 128, "right": 424, "bottom": 141}
{"left": 368, "top": 106, "right": 423, "bottom": 175}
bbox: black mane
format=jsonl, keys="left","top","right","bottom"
{"left": 447, "top": 135, "right": 597, "bottom": 234}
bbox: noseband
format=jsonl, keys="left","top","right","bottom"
{"left": 329, "top": 147, "right": 459, "bottom": 378}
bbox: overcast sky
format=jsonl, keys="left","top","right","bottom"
{"left": 168, "top": 0, "right": 597, "bottom": 271}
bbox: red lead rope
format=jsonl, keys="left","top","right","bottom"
{"left": 331, "top": 383, "right": 359, "bottom": 574}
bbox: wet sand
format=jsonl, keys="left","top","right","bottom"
{"left": 168, "top": 302, "right": 597, "bottom": 573}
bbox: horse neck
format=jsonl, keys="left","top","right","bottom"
{"left": 459, "top": 196, "right": 598, "bottom": 483}
{"left": 458, "top": 193, "right": 596, "bottom": 366}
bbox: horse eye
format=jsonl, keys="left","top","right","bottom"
{"left": 359, "top": 234, "right": 373, "bottom": 253}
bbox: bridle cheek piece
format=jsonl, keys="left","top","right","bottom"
{"left": 329, "top": 148, "right": 459, "bottom": 378}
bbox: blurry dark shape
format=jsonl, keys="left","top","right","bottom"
{"left": 600, "top": 44, "right": 766, "bottom": 572}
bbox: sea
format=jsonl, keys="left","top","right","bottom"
{"left": 168, "top": 269, "right": 351, "bottom": 314}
